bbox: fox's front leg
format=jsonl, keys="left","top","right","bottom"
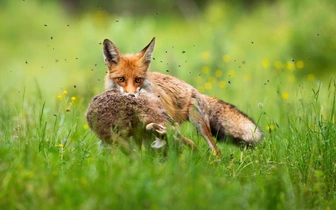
{"left": 188, "top": 96, "right": 221, "bottom": 157}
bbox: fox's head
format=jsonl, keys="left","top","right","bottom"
{"left": 103, "top": 37, "right": 155, "bottom": 97}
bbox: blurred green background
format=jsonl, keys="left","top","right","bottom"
{"left": 0, "top": 0, "right": 335, "bottom": 124}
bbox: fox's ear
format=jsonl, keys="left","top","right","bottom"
{"left": 139, "top": 37, "right": 155, "bottom": 65}
{"left": 103, "top": 39, "right": 121, "bottom": 67}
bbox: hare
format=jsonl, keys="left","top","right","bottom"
{"left": 85, "top": 89, "right": 198, "bottom": 155}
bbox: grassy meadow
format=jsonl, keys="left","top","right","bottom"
{"left": 0, "top": 0, "right": 335, "bottom": 209}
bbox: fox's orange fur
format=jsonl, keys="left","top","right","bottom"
{"left": 102, "top": 37, "right": 263, "bottom": 156}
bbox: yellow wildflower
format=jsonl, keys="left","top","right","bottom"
{"left": 215, "top": 70, "right": 223, "bottom": 78}
{"left": 286, "top": 62, "right": 295, "bottom": 71}
{"left": 195, "top": 76, "right": 203, "bottom": 84}
{"left": 265, "top": 124, "right": 275, "bottom": 131}
{"left": 222, "top": 55, "right": 231, "bottom": 63}
{"left": 205, "top": 82, "right": 212, "bottom": 90}
{"left": 202, "top": 51, "right": 210, "bottom": 60}
{"left": 281, "top": 92, "right": 289, "bottom": 100}
{"left": 208, "top": 77, "right": 216, "bottom": 84}
{"left": 274, "top": 61, "right": 283, "bottom": 69}
{"left": 262, "top": 59, "right": 270, "bottom": 68}
{"left": 307, "top": 73, "right": 315, "bottom": 81}
{"left": 219, "top": 81, "right": 227, "bottom": 89}
{"left": 202, "top": 66, "right": 210, "bottom": 74}
{"left": 197, "top": 86, "right": 205, "bottom": 93}
{"left": 227, "top": 70, "right": 236, "bottom": 77}
{"left": 296, "top": 60, "right": 304, "bottom": 69}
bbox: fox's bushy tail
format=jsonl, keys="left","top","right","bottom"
{"left": 204, "top": 96, "right": 263, "bottom": 146}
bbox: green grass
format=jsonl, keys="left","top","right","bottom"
{"left": 1, "top": 0, "right": 336, "bottom": 209}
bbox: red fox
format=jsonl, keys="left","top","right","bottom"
{"left": 102, "top": 37, "right": 263, "bottom": 156}
{"left": 86, "top": 89, "right": 198, "bottom": 155}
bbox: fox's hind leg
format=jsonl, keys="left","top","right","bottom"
{"left": 169, "top": 123, "right": 199, "bottom": 151}
{"left": 188, "top": 96, "right": 221, "bottom": 157}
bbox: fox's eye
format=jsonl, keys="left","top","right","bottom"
{"left": 135, "top": 78, "right": 143, "bottom": 83}
{"left": 116, "top": 77, "right": 125, "bottom": 82}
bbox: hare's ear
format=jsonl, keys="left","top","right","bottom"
{"left": 139, "top": 37, "right": 155, "bottom": 65}
{"left": 103, "top": 39, "right": 121, "bottom": 67}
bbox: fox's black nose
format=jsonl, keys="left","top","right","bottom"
{"left": 129, "top": 94, "right": 136, "bottom": 97}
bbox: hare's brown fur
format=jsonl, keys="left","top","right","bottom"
{"left": 86, "top": 89, "right": 197, "bottom": 154}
